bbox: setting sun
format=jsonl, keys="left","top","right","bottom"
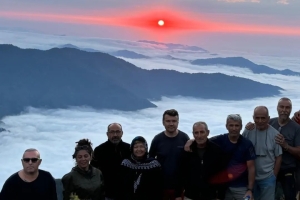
{"left": 158, "top": 20, "right": 164, "bottom": 26}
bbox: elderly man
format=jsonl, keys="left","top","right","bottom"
{"left": 243, "top": 106, "right": 282, "bottom": 200}
{"left": 0, "top": 148, "right": 57, "bottom": 200}
{"left": 246, "top": 98, "right": 300, "bottom": 200}
{"left": 91, "top": 123, "right": 130, "bottom": 200}
{"left": 177, "top": 121, "right": 227, "bottom": 200}
{"left": 185, "top": 114, "right": 256, "bottom": 200}
{"left": 149, "top": 109, "right": 190, "bottom": 200}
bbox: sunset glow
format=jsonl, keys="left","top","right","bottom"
{"left": 158, "top": 20, "right": 164, "bottom": 26}
{"left": 0, "top": 9, "right": 299, "bottom": 36}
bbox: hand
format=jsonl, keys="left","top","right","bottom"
{"left": 245, "top": 122, "right": 255, "bottom": 130}
{"left": 244, "top": 190, "right": 252, "bottom": 200}
{"left": 275, "top": 133, "right": 287, "bottom": 147}
{"left": 293, "top": 110, "right": 300, "bottom": 124}
{"left": 184, "top": 139, "right": 194, "bottom": 152}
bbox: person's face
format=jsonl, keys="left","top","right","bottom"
{"left": 163, "top": 114, "right": 179, "bottom": 133}
{"left": 75, "top": 150, "right": 91, "bottom": 170}
{"left": 193, "top": 124, "right": 209, "bottom": 146}
{"left": 226, "top": 119, "right": 242, "bottom": 137}
{"left": 253, "top": 109, "right": 270, "bottom": 130}
{"left": 277, "top": 100, "right": 292, "bottom": 121}
{"left": 21, "top": 151, "right": 41, "bottom": 174}
{"left": 133, "top": 142, "right": 146, "bottom": 158}
{"left": 107, "top": 124, "right": 123, "bottom": 144}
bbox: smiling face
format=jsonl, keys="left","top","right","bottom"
{"left": 21, "top": 150, "right": 41, "bottom": 174}
{"left": 277, "top": 99, "right": 292, "bottom": 121}
{"left": 133, "top": 142, "right": 146, "bottom": 159}
{"left": 75, "top": 150, "right": 91, "bottom": 170}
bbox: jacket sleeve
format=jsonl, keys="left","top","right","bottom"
{"left": 61, "top": 173, "right": 73, "bottom": 200}
{"left": 99, "top": 171, "right": 105, "bottom": 200}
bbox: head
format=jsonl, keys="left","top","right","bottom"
{"left": 226, "top": 114, "right": 243, "bottom": 137}
{"left": 72, "top": 139, "right": 93, "bottom": 171}
{"left": 21, "top": 148, "right": 42, "bottom": 175}
{"left": 192, "top": 122, "right": 210, "bottom": 147}
{"left": 130, "top": 136, "right": 148, "bottom": 160}
{"left": 162, "top": 109, "right": 179, "bottom": 134}
{"left": 253, "top": 106, "right": 270, "bottom": 130}
{"left": 277, "top": 97, "right": 292, "bottom": 121}
{"left": 107, "top": 123, "right": 123, "bottom": 144}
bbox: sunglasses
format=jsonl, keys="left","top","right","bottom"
{"left": 22, "top": 158, "right": 40, "bottom": 163}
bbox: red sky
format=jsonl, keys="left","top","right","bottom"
{"left": 0, "top": 8, "right": 299, "bottom": 37}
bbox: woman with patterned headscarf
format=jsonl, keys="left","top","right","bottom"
{"left": 119, "top": 136, "right": 163, "bottom": 200}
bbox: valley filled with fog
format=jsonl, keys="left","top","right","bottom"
{"left": 1, "top": 30, "right": 300, "bottom": 186}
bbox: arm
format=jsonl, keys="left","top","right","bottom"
{"left": 149, "top": 138, "right": 157, "bottom": 158}
{"left": 90, "top": 147, "right": 99, "bottom": 169}
{"left": 175, "top": 152, "right": 188, "bottom": 198}
{"left": 245, "top": 160, "right": 255, "bottom": 198}
{"left": 49, "top": 175, "right": 58, "bottom": 200}
{"left": 0, "top": 178, "right": 15, "bottom": 200}
{"left": 274, "top": 155, "right": 282, "bottom": 177}
{"left": 61, "top": 174, "right": 73, "bottom": 200}
{"left": 275, "top": 133, "right": 300, "bottom": 160}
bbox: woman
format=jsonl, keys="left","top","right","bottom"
{"left": 119, "top": 136, "right": 163, "bottom": 200}
{"left": 62, "top": 139, "right": 104, "bottom": 200}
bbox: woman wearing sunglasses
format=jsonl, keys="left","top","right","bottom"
{"left": 118, "top": 136, "right": 163, "bottom": 200}
{"left": 62, "top": 139, "right": 105, "bottom": 200}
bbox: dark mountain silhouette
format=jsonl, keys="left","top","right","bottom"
{"left": 109, "top": 50, "right": 149, "bottom": 59}
{"left": 138, "top": 40, "right": 209, "bottom": 52}
{"left": 160, "top": 55, "right": 188, "bottom": 62}
{"left": 58, "top": 44, "right": 99, "bottom": 52}
{"left": 0, "top": 44, "right": 282, "bottom": 118}
{"left": 191, "top": 57, "right": 300, "bottom": 76}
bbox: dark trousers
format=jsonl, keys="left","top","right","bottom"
{"left": 277, "top": 169, "right": 297, "bottom": 200}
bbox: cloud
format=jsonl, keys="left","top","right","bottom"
{"left": 218, "top": 0, "right": 260, "bottom": 3}
{"left": 277, "top": 0, "right": 289, "bottom": 4}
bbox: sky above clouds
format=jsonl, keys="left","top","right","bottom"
{"left": 0, "top": 0, "right": 299, "bottom": 55}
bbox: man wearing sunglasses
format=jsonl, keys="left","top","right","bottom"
{"left": 0, "top": 148, "right": 57, "bottom": 200}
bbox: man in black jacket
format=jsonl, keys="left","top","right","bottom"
{"left": 91, "top": 123, "right": 130, "bottom": 200}
{"left": 177, "top": 121, "right": 227, "bottom": 200}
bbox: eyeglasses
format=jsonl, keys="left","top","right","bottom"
{"left": 22, "top": 158, "right": 40, "bottom": 163}
{"left": 108, "top": 130, "right": 122, "bottom": 134}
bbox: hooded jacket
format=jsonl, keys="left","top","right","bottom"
{"left": 62, "top": 166, "right": 104, "bottom": 200}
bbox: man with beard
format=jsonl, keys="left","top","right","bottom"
{"left": 149, "top": 109, "right": 190, "bottom": 200}
{"left": 246, "top": 98, "right": 300, "bottom": 200}
{"left": 243, "top": 106, "right": 282, "bottom": 200}
{"left": 0, "top": 148, "right": 57, "bottom": 200}
{"left": 91, "top": 123, "right": 131, "bottom": 200}
{"left": 271, "top": 98, "right": 300, "bottom": 200}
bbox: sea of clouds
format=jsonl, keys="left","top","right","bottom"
{"left": 0, "top": 29, "right": 300, "bottom": 187}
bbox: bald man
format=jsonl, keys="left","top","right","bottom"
{"left": 91, "top": 123, "right": 130, "bottom": 200}
{"left": 243, "top": 106, "right": 282, "bottom": 200}
{"left": 0, "top": 148, "right": 57, "bottom": 200}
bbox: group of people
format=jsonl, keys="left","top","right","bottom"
{"left": 1, "top": 97, "right": 300, "bottom": 200}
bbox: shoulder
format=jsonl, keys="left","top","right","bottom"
{"left": 178, "top": 130, "right": 190, "bottom": 140}
{"left": 269, "top": 117, "right": 278, "bottom": 124}
{"left": 62, "top": 171, "right": 73, "bottom": 184}
{"left": 267, "top": 125, "right": 279, "bottom": 135}
{"left": 3, "top": 172, "right": 19, "bottom": 184}
{"left": 210, "top": 133, "right": 227, "bottom": 143}
{"left": 152, "top": 132, "right": 165, "bottom": 141}
{"left": 94, "top": 141, "right": 109, "bottom": 151}
{"left": 39, "top": 169, "right": 53, "bottom": 177}
{"left": 120, "top": 141, "right": 130, "bottom": 148}
{"left": 91, "top": 167, "right": 102, "bottom": 175}
{"left": 240, "top": 135, "right": 253, "bottom": 146}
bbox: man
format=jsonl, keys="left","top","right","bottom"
{"left": 246, "top": 98, "right": 300, "bottom": 200}
{"left": 292, "top": 110, "right": 300, "bottom": 199}
{"left": 243, "top": 106, "right": 282, "bottom": 200}
{"left": 177, "top": 121, "right": 227, "bottom": 200}
{"left": 90, "top": 123, "right": 130, "bottom": 200}
{"left": 0, "top": 148, "right": 57, "bottom": 200}
{"left": 149, "top": 109, "right": 190, "bottom": 200}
